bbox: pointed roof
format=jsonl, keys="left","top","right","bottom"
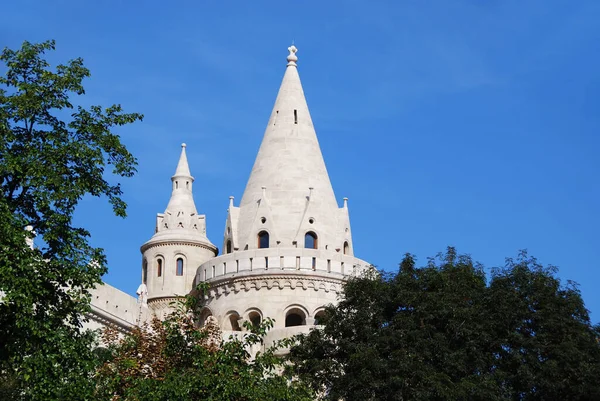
{"left": 235, "top": 45, "right": 345, "bottom": 251}
{"left": 165, "top": 143, "right": 197, "bottom": 214}
{"left": 143, "top": 144, "right": 215, "bottom": 249}
{"left": 173, "top": 142, "right": 192, "bottom": 178}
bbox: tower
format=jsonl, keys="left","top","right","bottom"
{"left": 196, "top": 46, "right": 370, "bottom": 338}
{"left": 141, "top": 143, "right": 217, "bottom": 318}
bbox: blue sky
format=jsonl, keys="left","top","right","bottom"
{"left": 3, "top": 1, "right": 599, "bottom": 321}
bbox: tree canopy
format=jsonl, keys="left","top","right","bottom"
{"left": 288, "top": 248, "right": 600, "bottom": 401}
{"left": 95, "top": 294, "right": 314, "bottom": 401}
{"left": 0, "top": 40, "right": 142, "bottom": 400}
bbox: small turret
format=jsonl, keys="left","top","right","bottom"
{"left": 140, "top": 144, "right": 217, "bottom": 318}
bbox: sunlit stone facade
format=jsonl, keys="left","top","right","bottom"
{"left": 86, "top": 46, "right": 371, "bottom": 344}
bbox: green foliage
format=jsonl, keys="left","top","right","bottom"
{"left": 96, "top": 296, "right": 313, "bottom": 401}
{"left": 0, "top": 40, "right": 142, "bottom": 399}
{"left": 288, "top": 248, "right": 600, "bottom": 401}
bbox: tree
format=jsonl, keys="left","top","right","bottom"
{"left": 0, "top": 40, "right": 142, "bottom": 400}
{"left": 95, "top": 293, "right": 314, "bottom": 401}
{"left": 288, "top": 248, "right": 600, "bottom": 401}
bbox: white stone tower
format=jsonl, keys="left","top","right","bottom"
{"left": 141, "top": 144, "right": 217, "bottom": 318}
{"left": 196, "top": 46, "right": 370, "bottom": 341}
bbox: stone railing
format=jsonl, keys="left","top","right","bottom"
{"left": 197, "top": 248, "right": 371, "bottom": 283}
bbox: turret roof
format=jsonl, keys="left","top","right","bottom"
{"left": 143, "top": 144, "right": 215, "bottom": 248}
{"left": 235, "top": 45, "right": 347, "bottom": 251}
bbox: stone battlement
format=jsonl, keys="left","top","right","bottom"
{"left": 197, "top": 248, "right": 370, "bottom": 283}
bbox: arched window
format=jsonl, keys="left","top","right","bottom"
{"left": 142, "top": 260, "right": 148, "bottom": 284}
{"left": 314, "top": 310, "right": 327, "bottom": 325}
{"left": 226, "top": 240, "right": 232, "bottom": 254}
{"left": 258, "top": 231, "right": 269, "bottom": 249}
{"left": 305, "top": 231, "right": 318, "bottom": 249}
{"left": 224, "top": 312, "right": 241, "bottom": 331}
{"left": 199, "top": 308, "right": 212, "bottom": 327}
{"left": 285, "top": 307, "right": 307, "bottom": 327}
{"left": 286, "top": 311, "right": 305, "bottom": 327}
{"left": 157, "top": 258, "right": 163, "bottom": 277}
{"left": 248, "top": 311, "right": 262, "bottom": 328}
{"left": 176, "top": 257, "right": 184, "bottom": 276}
{"left": 343, "top": 241, "right": 349, "bottom": 255}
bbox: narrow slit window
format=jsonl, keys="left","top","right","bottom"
{"left": 223, "top": 262, "right": 227, "bottom": 274}
{"left": 343, "top": 241, "right": 349, "bottom": 255}
{"left": 250, "top": 258, "right": 253, "bottom": 271}
{"left": 294, "top": 109, "right": 298, "bottom": 124}
{"left": 226, "top": 240, "right": 232, "bottom": 254}
{"left": 176, "top": 258, "right": 184, "bottom": 276}
{"left": 327, "top": 259, "right": 331, "bottom": 273}
{"left": 236, "top": 260, "right": 239, "bottom": 273}
{"left": 265, "top": 257, "right": 269, "bottom": 269}
{"left": 212, "top": 265, "right": 215, "bottom": 277}
{"left": 296, "top": 256, "right": 300, "bottom": 270}
{"left": 142, "top": 260, "right": 148, "bottom": 284}
{"left": 312, "top": 257, "right": 316, "bottom": 270}
{"left": 157, "top": 259, "right": 163, "bottom": 277}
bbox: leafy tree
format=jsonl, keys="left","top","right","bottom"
{"left": 288, "top": 248, "right": 600, "bottom": 401}
{"left": 0, "top": 40, "right": 142, "bottom": 400}
{"left": 95, "top": 294, "right": 314, "bottom": 401}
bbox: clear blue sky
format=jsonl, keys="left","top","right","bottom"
{"left": 3, "top": 1, "right": 599, "bottom": 321}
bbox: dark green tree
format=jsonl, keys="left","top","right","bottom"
{"left": 288, "top": 248, "right": 600, "bottom": 401}
{"left": 0, "top": 40, "right": 142, "bottom": 400}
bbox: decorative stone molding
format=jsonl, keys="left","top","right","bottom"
{"left": 203, "top": 274, "right": 344, "bottom": 300}
{"left": 141, "top": 240, "right": 217, "bottom": 254}
{"left": 148, "top": 296, "right": 185, "bottom": 311}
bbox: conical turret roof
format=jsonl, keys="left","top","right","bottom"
{"left": 235, "top": 46, "right": 346, "bottom": 251}
{"left": 143, "top": 144, "right": 214, "bottom": 248}
{"left": 165, "top": 143, "right": 196, "bottom": 214}
{"left": 172, "top": 142, "right": 192, "bottom": 178}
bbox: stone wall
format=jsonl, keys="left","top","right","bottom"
{"left": 84, "top": 282, "right": 147, "bottom": 335}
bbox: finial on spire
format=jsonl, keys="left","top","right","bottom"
{"left": 173, "top": 143, "right": 192, "bottom": 179}
{"left": 287, "top": 45, "right": 298, "bottom": 67}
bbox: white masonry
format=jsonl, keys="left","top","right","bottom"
{"left": 85, "top": 45, "right": 371, "bottom": 345}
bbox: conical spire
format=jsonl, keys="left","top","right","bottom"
{"left": 143, "top": 143, "right": 215, "bottom": 247}
{"left": 234, "top": 45, "right": 347, "bottom": 252}
{"left": 173, "top": 142, "right": 192, "bottom": 178}
{"left": 165, "top": 143, "right": 197, "bottom": 215}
